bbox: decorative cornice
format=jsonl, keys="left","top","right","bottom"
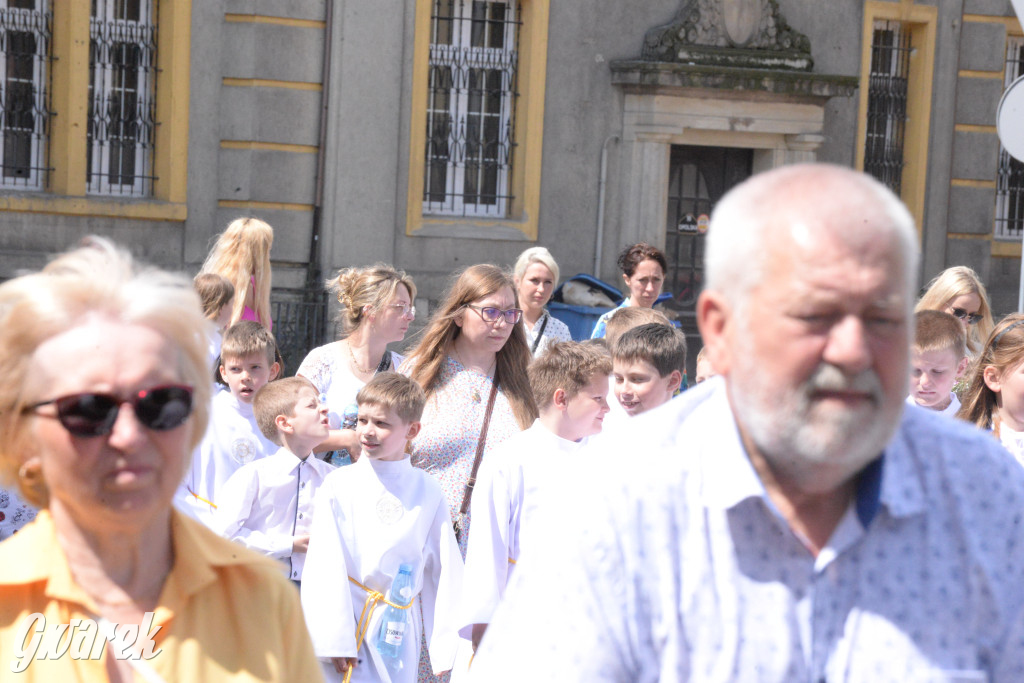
{"left": 640, "top": 0, "right": 814, "bottom": 71}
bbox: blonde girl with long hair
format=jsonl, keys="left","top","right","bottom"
{"left": 958, "top": 313, "right": 1024, "bottom": 466}
{"left": 201, "top": 217, "right": 274, "bottom": 331}
{"left": 916, "top": 266, "right": 994, "bottom": 356}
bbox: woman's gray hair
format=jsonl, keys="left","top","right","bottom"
{"left": 704, "top": 163, "right": 919, "bottom": 306}
{"left": 0, "top": 238, "right": 211, "bottom": 504}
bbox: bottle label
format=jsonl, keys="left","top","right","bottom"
{"left": 383, "top": 621, "right": 405, "bottom": 647}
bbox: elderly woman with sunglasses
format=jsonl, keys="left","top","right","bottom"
{"left": 916, "top": 265, "right": 995, "bottom": 357}
{"left": 0, "top": 240, "right": 321, "bottom": 682}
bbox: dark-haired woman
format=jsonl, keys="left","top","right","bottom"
{"left": 590, "top": 242, "right": 668, "bottom": 339}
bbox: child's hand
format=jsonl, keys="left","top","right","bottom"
{"left": 331, "top": 656, "right": 358, "bottom": 674}
{"left": 292, "top": 534, "right": 311, "bottom": 553}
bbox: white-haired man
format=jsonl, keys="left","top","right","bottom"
{"left": 469, "top": 164, "right": 1024, "bottom": 682}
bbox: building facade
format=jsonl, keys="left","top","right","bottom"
{"left": 0, "top": 0, "right": 1021, "bottom": 371}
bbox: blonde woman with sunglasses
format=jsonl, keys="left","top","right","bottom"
{"left": 0, "top": 239, "right": 320, "bottom": 681}
{"left": 916, "top": 265, "right": 994, "bottom": 357}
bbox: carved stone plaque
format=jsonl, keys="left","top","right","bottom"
{"left": 723, "top": 0, "right": 763, "bottom": 46}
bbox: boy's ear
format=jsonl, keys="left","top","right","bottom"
{"left": 275, "top": 413, "right": 293, "bottom": 434}
{"left": 405, "top": 421, "right": 422, "bottom": 440}
{"left": 983, "top": 365, "right": 1002, "bottom": 393}
{"left": 696, "top": 290, "right": 734, "bottom": 377}
{"left": 551, "top": 388, "right": 567, "bottom": 410}
{"left": 269, "top": 361, "right": 281, "bottom": 381}
{"left": 955, "top": 355, "right": 969, "bottom": 379}
{"left": 666, "top": 369, "right": 683, "bottom": 394}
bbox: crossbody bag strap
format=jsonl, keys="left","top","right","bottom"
{"left": 530, "top": 312, "right": 550, "bottom": 354}
{"left": 458, "top": 376, "right": 500, "bottom": 517}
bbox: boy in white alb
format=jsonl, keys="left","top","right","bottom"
{"left": 301, "top": 372, "right": 464, "bottom": 683}
{"left": 213, "top": 376, "right": 335, "bottom": 583}
{"left": 908, "top": 310, "right": 969, "bottom": 417}
{"left": 459, "top": 341, "right": 611, "bottom": 653}
{"left": 175, "top": 321, "right": 281, "bottom": 526}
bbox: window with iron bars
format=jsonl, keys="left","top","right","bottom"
{"left": 995, "top": 36, "right": 1024, "bottom": 242}
{"left": 86, "top": 0, "right": 157, "bottom": 197}
{"left": 423, "top": 0, "right": 520, "bottom": 218}
{"left": 0, "top": 0, "right": 50, "bottom": 190}
{"left": 864, "top": 20, "right": 911, "bottom": 197}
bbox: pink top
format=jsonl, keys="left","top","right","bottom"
{"left": 241, "top": 276, "right": 272, "bottom": 331}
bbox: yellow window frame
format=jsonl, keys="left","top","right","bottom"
{"left": 0, "top": 0, "right": 191, "bottom": 221}
{"left": 855, "top": 0, "right": 937, "bottom": 240}
{"left": 405, "top": 0, "right": 549, "bottom": 240}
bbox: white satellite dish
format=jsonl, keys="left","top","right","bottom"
{"left": 998, "top": 75, "right": 1024, "bottom": 162}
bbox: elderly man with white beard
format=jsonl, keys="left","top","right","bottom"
{"left": 468, "top": 164, "right": 1024, "bottom": 682}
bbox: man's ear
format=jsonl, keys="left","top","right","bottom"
{"left": 696, "top": 290, "right": 734, "bottom": 377}
{"left": 275, "top": 413, "right": 292, "bottom": 434}
{"left": 983, "top": 365, "right": 1002, "bottom": 392}
{"left": 406, "top": 421, "right": 422, "bottom": 440}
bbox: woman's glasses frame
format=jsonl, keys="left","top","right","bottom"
{"left": 950, "top": 307, "right": 983, "bottom": 325}
{"left": 26, "top": 384, "right": 195, "bottom": 437}
{"left": 464, "top": 304, "right": 523, "bottom": 325}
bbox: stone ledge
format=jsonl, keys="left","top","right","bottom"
{"left": 610, "top": 60, "right": 858, "bottom": 100}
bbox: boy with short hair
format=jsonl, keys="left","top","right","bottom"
{"left": 459, "top": 341, "right": 612, "bottom": 651}
{"left": 908, "top": 309, "right": 969, "bottom": 416}
{"left": 213, "top": 376, "right": 335, "bottom": 583}
{"left": 694, "top": 345, "right": 716, "bottom": 384}
{"left": 175, "top": 320, "right": 281, "bottom": 526}
{"left": 611, "top": 322, "right": 686, "bottom": 416}
{"left": 301, "top": 372, "right": 464, "bottom": 683}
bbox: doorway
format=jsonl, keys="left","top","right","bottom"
{"left": 664, "top": 145, "right": 752, "bottom": 378}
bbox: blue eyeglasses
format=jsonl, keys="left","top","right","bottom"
{"left": 465, "top": 304, "right": 523, "bottom": 325}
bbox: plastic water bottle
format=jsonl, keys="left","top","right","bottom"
{"left": 341, "top": 403, "right": 358, "bottom": 429}
{"left": 376, "top": 564, "right": 414, "bottom": 659}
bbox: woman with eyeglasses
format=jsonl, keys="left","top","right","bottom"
{"left": 404, "top": 265, "right": 537, "bottom": 558}
{"left": 297, "top": 264, "right": 417, "bottom": 465}
{"left": 0, "top": 239, "right": 320, "bottom": 681}
{"left": 916, "top": 266, "right": 995, "bottom": 357}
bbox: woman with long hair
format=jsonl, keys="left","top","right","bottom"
{"left": 201, "top": 216, "right": 275, "bottom": 331}
{"left": 590, "top": 242, "right": 668, "bottom": 339}
{"left": 916, "top": 266, "right": 994, "bottom": 357}
{"left": 297, "top": 264, "right": 416, "bottom": 463}
{"left": 404, "top": 264, "right": 537, "bottom": 553}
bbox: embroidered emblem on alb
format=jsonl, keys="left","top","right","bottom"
{"left": 232, "top": 438, "right": 257, "bottom": 465}
{"left": 376, "top": 491, "right": 404, "bottom": 524}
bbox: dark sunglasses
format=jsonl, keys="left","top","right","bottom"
{"left": 27, "top": 384, "right": 194, "bottom": 437}
{"left": 951, "top": 307, "right": 983, "bottom": 325}
{"left": 465, "top": 304, "right": 523, "bottom": 325}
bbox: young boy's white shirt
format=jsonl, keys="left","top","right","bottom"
{"left": 301, "top": 454, "right": 464, "bottom": 683}
{"left": 213, "top": 446, "right": 335, "bottom": 581}
{"left": 906, "top": 393, "right": 961, "bottom": 418}
{"left": 458, "top": 419, "right": 588, "bottom": 637}
{"left": 174, "top": 389, "right": 280, "bottom": 527}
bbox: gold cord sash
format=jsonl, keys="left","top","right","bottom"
{"left": 343, "top": 576, "right": 414, "bottom": 683}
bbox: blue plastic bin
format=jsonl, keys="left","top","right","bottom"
{"left": 548, "top": 274, "right": 676, "bottom": 340}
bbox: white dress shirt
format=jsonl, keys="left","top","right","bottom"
{"left": 213, "top": 447, "right": 336, "bottom": 580}
{"left": 472, "top": 378, "right": 1024, "bottom": 682}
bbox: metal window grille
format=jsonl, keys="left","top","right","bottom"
{"left": 995, "top": 36, "right": 1024, "bottom": 241}
{"left": 864, "top": 20, "right": 911, "bottom": 196}
{"left": 87, "top": 0, "right": 157, "bottom": 196}
{"left": 0, "top": 0, "right": 50, "bottom": 189}
{"left": 423, "top": 0, "right": 520, "bottom": 217}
